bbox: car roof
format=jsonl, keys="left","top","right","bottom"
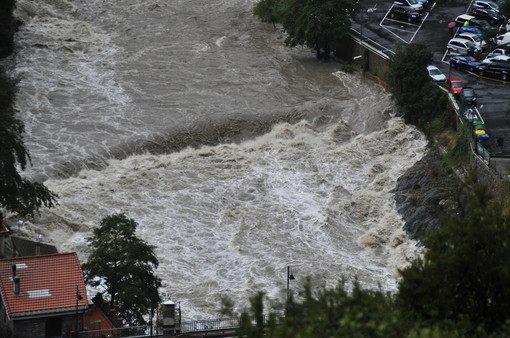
{"left": 449, "top": 38, "right": 473, "bottom": 44}
{"left": 474, "top": 0, "right": 497, "bottom": 4}
{"left": 449, "top": 77, "right": 462, "bottom": 82}
{"left": 456, "top": 14, "right": 476, "bottom": 20}
{"left": 451, "top": 55, "right": 477, "bottom": 60}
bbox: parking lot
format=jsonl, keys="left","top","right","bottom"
{"left": 351, "top": 0, "right": 510, "bottom": 173}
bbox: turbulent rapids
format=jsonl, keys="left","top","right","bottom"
{"left": 12, "top": 0, "right": 426, "bottom": 319}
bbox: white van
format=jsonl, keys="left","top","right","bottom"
{"left": 496, "top": 32, "right": 510, "bottom": 45}
{"left": 455, "top": 14, "right": 476, "bottom": 26}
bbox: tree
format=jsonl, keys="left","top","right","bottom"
{"left": 0, "top": 66, "right": 57, "bottom": 217}
{"left": 0, "top": 0, "right": 16, "bottom": 58}
{"left": 499, "top": 0, "right": 510, "bottom": 22}
{"left": 253, "top": 0, "right": 285, "bottom": 29}
{"left": 397, "top": 184, "right": 510, "bottom": 334}
{"left": 388, "top": 43, "right": 445, "bottom": 128}
{"left": 278, "top": 0, "right": 360, "bottom": 58}
{"left": 83, "top": 213, "right": 162, "bottom": 325}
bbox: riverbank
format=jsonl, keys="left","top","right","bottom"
{"left": 393, "top": 148, "right": 456, "bottom": 239}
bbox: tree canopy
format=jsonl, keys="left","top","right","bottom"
{"left": 388, "top": 43, "right": 449, "bottom": 129}
{"left": 82, "top": 213, "right": 162, "bottom": 325}
{"left": 0, "top": 0, "right": 16, "bottom": 58}
{"left": 254, "top": 0, "right": 360, "bottom": 58}
{"left": 397, "top": 184, "right": 510, "bottom": 334}
{"left": 0, "top": 66, "right": 57, "bottom": 217}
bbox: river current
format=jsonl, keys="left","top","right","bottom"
{"left": 11, "top": 0, "right": 426, "bottom": 320}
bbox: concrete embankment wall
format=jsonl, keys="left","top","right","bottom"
{"left": 335, "top": 35, "right": 392, "bottom": 89}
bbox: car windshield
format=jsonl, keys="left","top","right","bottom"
{"left": 465, "top": 41, "right": 476, "bottom": 48}
{"left": 452, "top": 82, "right": 463, "bottom": 88}
{"left": 408, "top": 0, "right": 418, "bottom": 4}
{"left": 429, "top": 68, "right": 442, "bottom": 75}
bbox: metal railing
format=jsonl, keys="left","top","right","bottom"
{"left": 77, "top": 325, "right": 150, "bottom": 338}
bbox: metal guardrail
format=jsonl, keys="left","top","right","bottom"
{"left": 76, "top": 314, "right": 284, "bottom": 337}
{"left": 349, "top": 28, "right": 395, "bottom": 60}
{"left": 180, "top": 317, "right": 240, "bottom": 332}
{"left": 77, "top": 325, "right": 150, "bottom": 338}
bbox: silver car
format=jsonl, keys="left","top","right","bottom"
{"left": 447, "top": 38, "right": 482, "bottom": 56}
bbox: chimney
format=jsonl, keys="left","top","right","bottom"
{"left": 14, "top": 277, "right": 20, "bottom": 295}
{"left": 35, "top": 242, "right": 41, "bottom": 255}
{"left": 12, "top": 265, "right": 20, "bottom": 295}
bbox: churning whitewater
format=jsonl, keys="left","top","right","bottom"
{"left": 12, "top": 0, "right": 426, "bottom": 319}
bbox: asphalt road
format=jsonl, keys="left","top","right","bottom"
{"left": 351, "top": 0, "right": 510, "bottom": 171}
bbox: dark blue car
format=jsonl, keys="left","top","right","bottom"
{"left": 449, "top": 55, "right": 482, "bottom": 72}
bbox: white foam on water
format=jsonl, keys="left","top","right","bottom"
{"left": 23, "top": 114, "right": 426, "bottom": 320}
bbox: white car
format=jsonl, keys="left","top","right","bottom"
{"left": 472, "top": 0, "right": 499, "bottom": 12}
{"left": 457, "top": 32, "right": 486, "bottom": 50}
{"left": 482, "top": 55, "right": 510, "bottom": 63}
{"left": 393, "top": 0, "right": 423, "bottom": 11}
{"left": 486, "top": 47, "right": 510, "bottom": 58}
{"left": 426, "top": 65, "right": 447, "bottom": 82}
{"left": 496, "top": 32, "right": 510, "bottom": 45}
{"left": 447, "top": 38, "right": 482, "bottom": 56}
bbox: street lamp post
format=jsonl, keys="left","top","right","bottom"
{"left": 286, "top": 266, "right": 295, "bottom": 306}
{"left": 75, "top": 286, "right": 82, "bottom": 338}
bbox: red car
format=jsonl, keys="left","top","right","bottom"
{"left": 444, "top": 77, "right": 463, "bottom": 95}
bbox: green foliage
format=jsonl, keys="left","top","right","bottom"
{"left": 388, "top": 43, "right": 445, "bottom": 128}
{"left": 253, "top": 0, "right": 285, "bottom": 28}
{"left": 499, "top": 0, "right": 510, "bottom": 23}
{"left": 253, "top": 0, "right": 360, "bottom": 58}
{"left": 83, "top": 213, "right": 162, "bottom": 325}
{"left": 444, "top": 124, "right": 472, "bottom": 167}
{"left": 397, "top": 184, "right": 510, "bottom": 334}
{"left": 0, "top": 0, "right": 16, "bottom": 58}
{"left": 481, "top": 27, "right": 498, "bottom": 54}
{"left": 238, "top": 279, "right": 410, "bottom": 338}
{"left": 219, "top": 295, "right": 236, "bottom": 317}
{"left": 0, "top": 66, "right": 57, "bottom": 216}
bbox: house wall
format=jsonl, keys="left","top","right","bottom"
{"left": 0, "top": 313, "right": 82, "bottom": 338}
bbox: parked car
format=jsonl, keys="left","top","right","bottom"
{"left": 455, "top": 14, "right": 476, "bottom": 26}
{"left": 486, "top": 46, "right": 510, "bottom": 58}
{"left": 447, "top": 38, "right": 482, "bottom": 56}
{"left": 389, "top": 5, "right": 423, "bottom": 22}
{"left": 444, "top": 77, "right": 463, "bottom": 95}
{"left": 468, "top": 18, "right": 494, "bottom": 30}
{"left": 450, "top": 55, "right": 483, "bottom": 71}
{"left": 393, "top": 0, "right": 423, "bottom": 11}
{"left": 457, "top": 32, "right": 487, "bottom": 50}
{"left": 477, "top": 61, "right": 510, "bottom": 80}
{"left": 472, "top": 0, "right": 500, "bottom": 12}
{"left": 460, "top": 87, "right": 477, "bottom": 106}
{"left": 458, "top": 25, "right": 484, "bottom": 38}
{"left": 482, "top": 55, "right": 510, "bottom": 63}
{"left": 496, "top": 32, "right": 510, "bottom": 45}
{"left": 427, "top": 65, "right": 447, "bottom": 82}
{"left": 470, "top": 7, "right": 503, "bottom": 26}
{"left": 415, "top": 0, "right": 429, "bottom": 7}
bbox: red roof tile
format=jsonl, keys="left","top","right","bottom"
{"left": 83, "top": 306, "right": 114, "bottom": 331}
{"left": 0, "top": 252, "right": 88, "bottom": 318}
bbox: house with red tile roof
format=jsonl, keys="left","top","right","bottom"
{"left": 0, "top": 252, "right": 88, "bottom": 338}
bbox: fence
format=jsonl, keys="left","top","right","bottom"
{"left": 77, "top": 325, "right": 151, "bottom": 338}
